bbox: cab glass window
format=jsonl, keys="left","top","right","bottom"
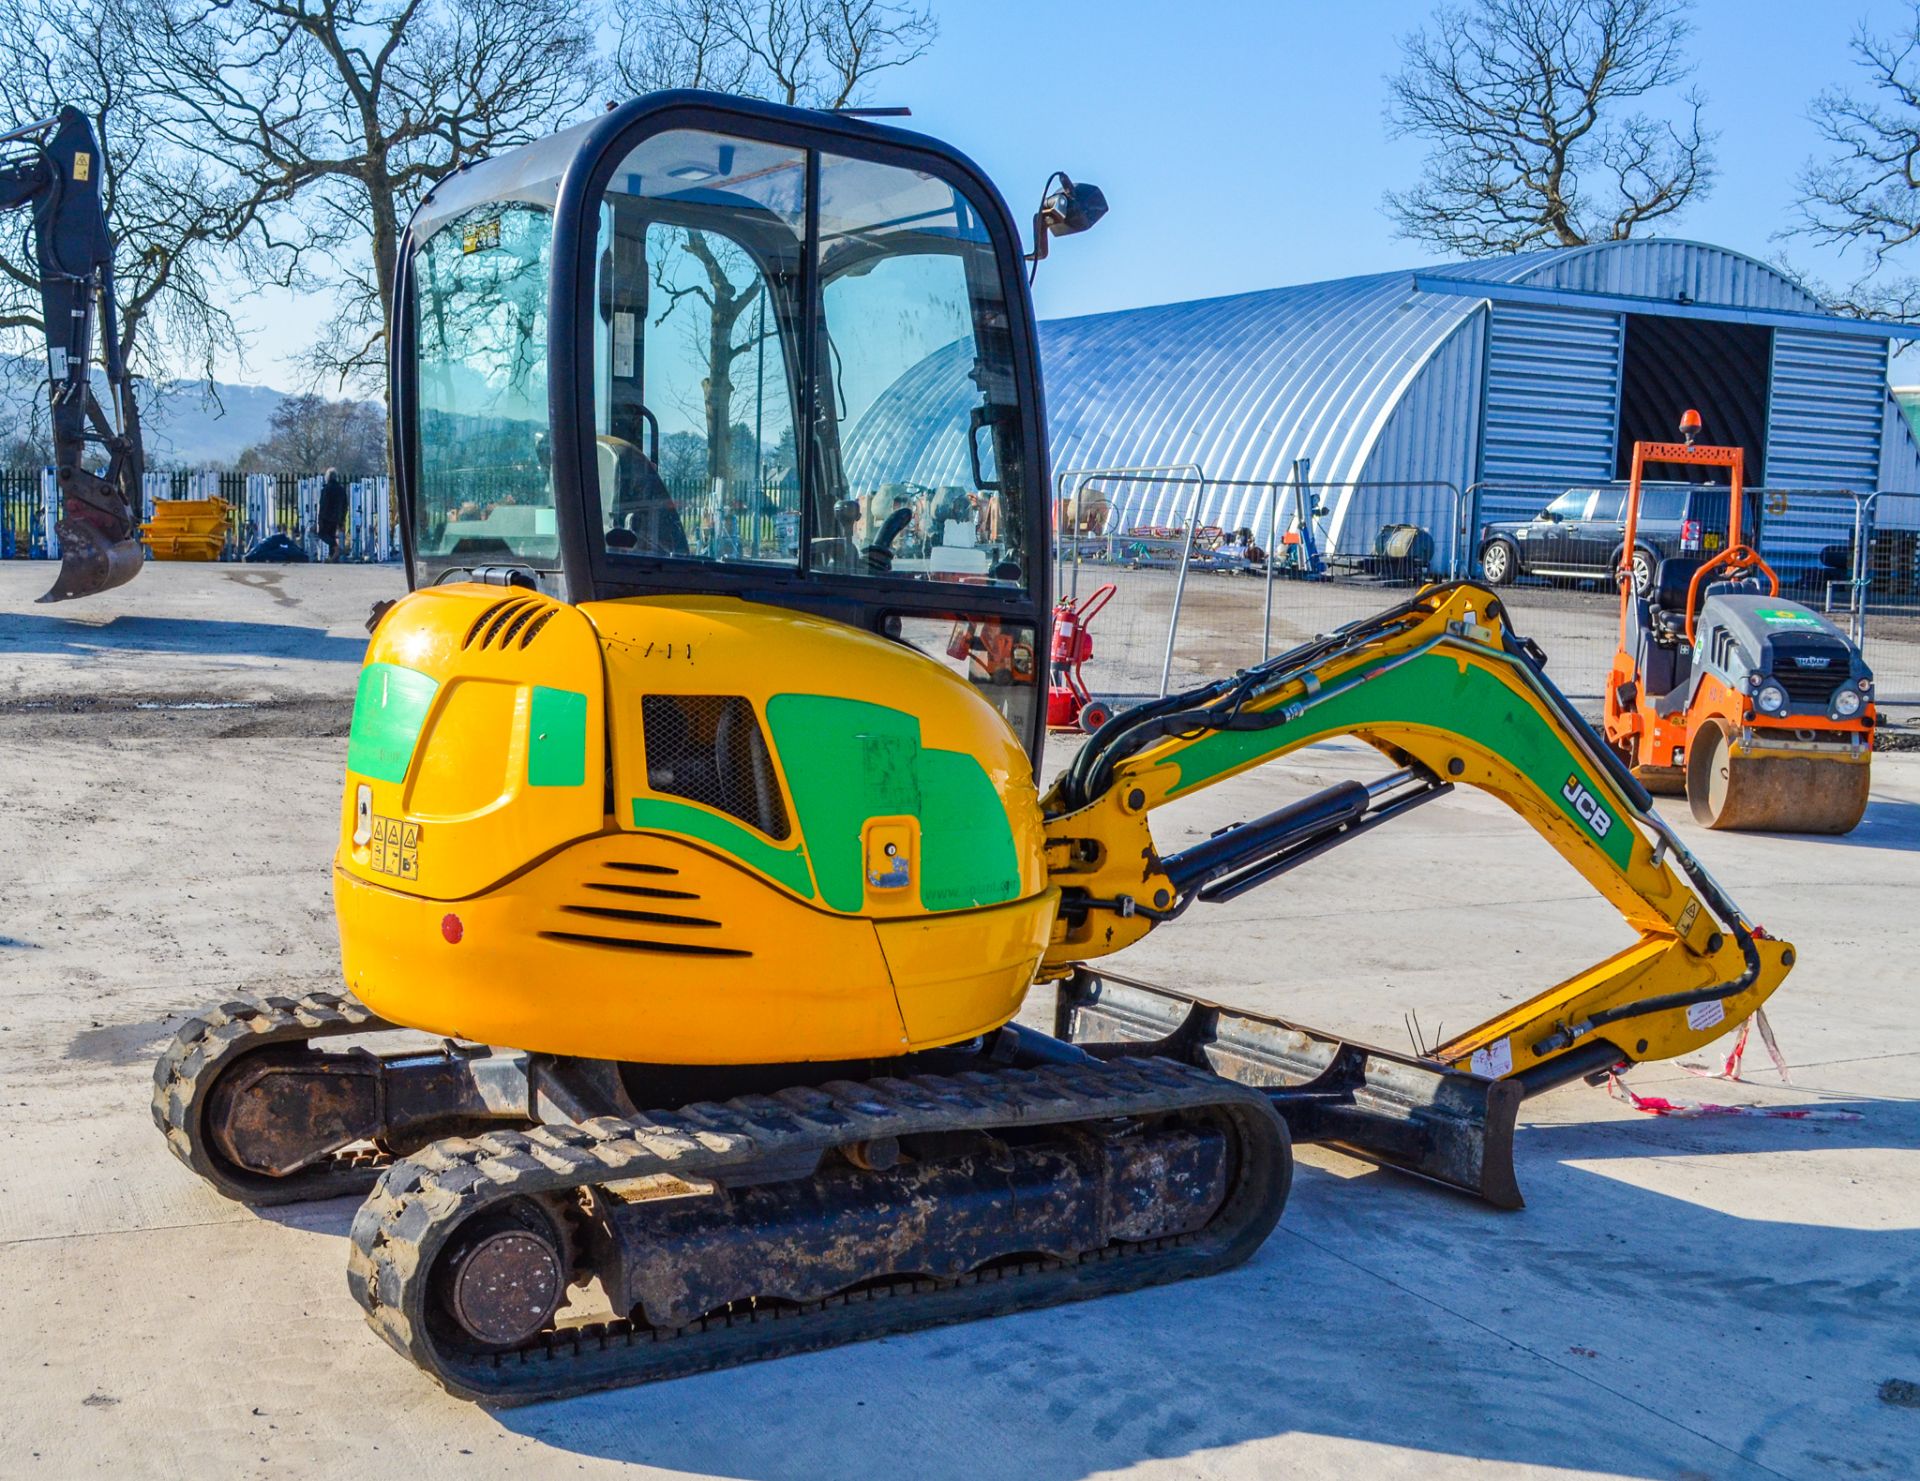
{"left": 413, "top": 205, "right": 558, "bottom": 565}
{"left": 813, "top": 153, "right": 1029, "bottom": 590}
{"left": 591, "top": 131, "right": 805, "bottom": 567}
{"left": 583, "top": 128, "right": 1031, "bottom": 596}
{"left": 890, "top": 614, "right": 1037, "bottom": 737}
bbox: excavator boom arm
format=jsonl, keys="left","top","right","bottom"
{"left": 1041, "top": 582, "right": 1794, "bottom": 1090}
{"left": 0, "top": 105, "right": 144, "bottom": 602}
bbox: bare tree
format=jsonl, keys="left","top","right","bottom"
{"left": 1793, "top": 6, "right": 1920, "bottom": 324}
{"left": 137, "top": 0, "right": 603, "bottom": 389}
{"left": 609, "top": 0, "right": 935, "bottom": 486}
{"left": 612, "top": 0, "right": 936, "bottom": 107}
{"left": 0, "top": 0, "right": 260, "bottom": 444}
{"left": 234, "top": 391, "right": 386, "bottom": 473}
{"left": 1385, "top": 0, "right": 1714, "bottom": 256}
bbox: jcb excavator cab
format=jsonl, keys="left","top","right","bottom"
{"left": 390, "top": 91, "right": 1056, "bottom": 756}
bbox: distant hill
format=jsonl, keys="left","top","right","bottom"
{"left": 133, "top": 380, "right": 293, "bottom": 466}
{"left": 0, "top": 365, "right": 358, "bottom": 468}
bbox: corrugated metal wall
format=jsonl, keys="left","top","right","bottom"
{"left": 1477, "top": 303, "right": 1623, "bottom": 521}
{"left": 1879, "top": 394, "right": 1920, "bottom": 500}
{"left": 1442, "top": 240, "right": 1821, "bottom": 314}
{"left": 1334, "top": 314, "right": 1486, "bottom": 567}
{"left": 1766, "top": 330, "right": 1887, "bottom": 488}
{"left": 839, "top": 242, "right": 1920, "bottom": 559}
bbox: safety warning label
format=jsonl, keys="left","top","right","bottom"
{"left": 369, "top": 815, "right": 420, "bottom": 880}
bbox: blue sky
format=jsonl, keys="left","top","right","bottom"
{"left": 222, "top": 0, "right": 1920, "bottom": 388}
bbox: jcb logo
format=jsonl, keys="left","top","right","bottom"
{"left": 1562, "top": 776, "right": 1613, "bottom": 839}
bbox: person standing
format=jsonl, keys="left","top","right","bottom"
{"left": 318, "top": 467, "right": 348, "bottom": 560}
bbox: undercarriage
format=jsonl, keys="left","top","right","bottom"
{"left": 153, "top": 974, "right": 1546, "bottom": 1402}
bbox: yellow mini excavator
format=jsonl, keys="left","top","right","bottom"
{"left": 155, "top": 92, "right": 1795, "bottom": 1402}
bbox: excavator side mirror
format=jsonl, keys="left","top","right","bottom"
{"left": 1025, "top": 173, "right": 1108, "bottom": 277}
{"left": 1040, "top": 178, "right": 1108, "bottom": 240}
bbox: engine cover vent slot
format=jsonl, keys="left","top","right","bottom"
{"left": 462, "top": 595, "right": 555, "bottom": 651}
{"left": 584, "top": 881, "right": 701, "bottom": 901}
{"left": 560, "top": 904, "right": 722, "bottom": 929}
{"left": 641, "top": 695, "right": 791, "bottom": 840}
{"left": 537, "top": 931, "right": 752, "bottom": 958}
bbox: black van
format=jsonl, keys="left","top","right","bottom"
{"left": 1478, "top": 483, "right": 1756, "bottom": 594}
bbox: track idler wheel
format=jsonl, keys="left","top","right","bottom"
{"left": 1686, "top": 720, "right": 1871, "bottom": 834}
{"left": 430, "top": 1198, "right": 570, "bottom": 1351}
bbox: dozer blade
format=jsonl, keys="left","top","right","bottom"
{"left": 37, "top": 518, "right": 143, "bottom": 603}
{"left": 1688, "top": 727, "right": 1870, "bottom": 834}
{"left": 1053, "top": 968, "right": 1524, "bottom": 1208}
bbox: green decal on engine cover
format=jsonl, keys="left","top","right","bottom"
{"left": 346, "top": 662, "right": 439, "bottom": 784}
{"left": 527, "top": 686, "right": 588, "bottom": 787}
{"left": 1166, "top": 652, "right": 1635, "bottom": 871}
{"left": 766, "top": 694, "right": 1022, "bottom": 913}
{"left": 1755, "top": 608, "right": 1821, "bottom": 627}
{"left": 629, "top": 797, "right": 816, "bottom": 899}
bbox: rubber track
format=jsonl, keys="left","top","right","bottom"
{"left": 348, "top": 1056, "right": 1291, "bottom": 1403}
{"left": 152, "top": 989, "right": 399, "bottom": 1205}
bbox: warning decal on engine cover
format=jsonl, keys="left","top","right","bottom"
{"left": 1686, "top": 998, "right": 1726, "bottom": 1032}
{"left": 369, "top": 815, "right": 420, "bottom": 881}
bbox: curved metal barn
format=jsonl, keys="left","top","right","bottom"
{"left": 844, "top": 239, "right": 1920, "bottom": 563}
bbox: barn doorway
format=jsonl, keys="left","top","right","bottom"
{"left": 1614, "top": 313, "right": 1772, "bottom": 482}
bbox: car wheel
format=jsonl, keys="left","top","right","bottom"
{"left": 1630, "top": 547, "right": 1655, "bottom": 596}
{"left": 1480, "top": 539, "right": 1516, "bottom": 585}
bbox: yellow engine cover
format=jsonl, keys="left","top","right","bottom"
{"left": 334, "top": 586, "right": 1056, "bottom": 1063}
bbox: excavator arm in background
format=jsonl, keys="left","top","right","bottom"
{"left": 0, "top": 106, "right": 143, "bottom": 602}
{"left": 1038, "top": 581, "right": 1794, "bottom": 1204}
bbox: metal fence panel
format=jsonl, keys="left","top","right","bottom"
{"left": 0, "top": 467, "right": 401, "bottom": 564}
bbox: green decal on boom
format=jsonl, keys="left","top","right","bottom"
{"left": 1166, "top": 652, "right": 1635, "bottom": 871}
{"left": 346, "top": 662, "right": 439, "bottom": 783}
{"left": 766, "top": 693, "right": 1022, "bottom": 914}
{"left": 527, "top": 686, "right": 588, "bottom": 787}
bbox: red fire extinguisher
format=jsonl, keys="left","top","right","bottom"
{"left": 1047, "top": 583, "right": 1116, "bottom": 731}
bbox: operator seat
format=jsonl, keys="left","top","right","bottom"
{"left": 1627, "top": 554, "right": 1706, "bottom": 705}
{"left": 1648, "top": 555, "right": 1705, "bottom": 642}
{"left": 598, "top": 435, "right": 690, "bottom": 556}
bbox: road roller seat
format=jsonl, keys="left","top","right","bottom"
{"left": 1648, "top": 555, "right": 1706, "bottom": 642}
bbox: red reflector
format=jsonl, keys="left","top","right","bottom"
{"left": 441, "top": 913, "right": 464, "bottom": 944}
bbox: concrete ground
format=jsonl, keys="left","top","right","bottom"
{"left": 2, "top": 561, "right": 1917, "bottom": 1480}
